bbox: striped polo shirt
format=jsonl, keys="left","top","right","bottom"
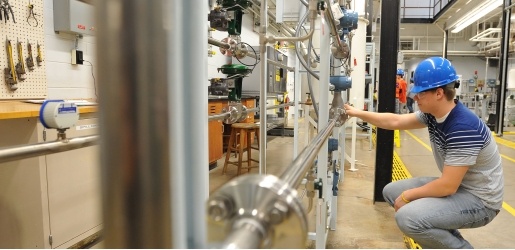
{"left": 416, "top": 101, "right": 504, "bottom": 210}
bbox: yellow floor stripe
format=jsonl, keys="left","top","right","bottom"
{"left": 493, "top": 133, "right": 515, "bottom": 149}
{"left": 500, "top": 154, "right": 515, "bottom": 163}
{"left": 405, "top": 130, "right": 432, "bottom": 151}
{"left": 503, "top": 202, "right": 515, "bottom": 217}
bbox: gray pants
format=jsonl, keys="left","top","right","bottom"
{"left": 383, "top": 177, "right": 499, "bottom": 248}
{"left": 395, "top": 98, "right": 400, "bottom": 114}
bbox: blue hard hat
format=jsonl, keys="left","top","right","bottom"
{"left": 396, "top": 69, "right": 404, "bottom": 76}
{"left": 411, "top": 57, "right": 459, "bottom": 94}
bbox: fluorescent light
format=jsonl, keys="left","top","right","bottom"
{"left": 451, "top": 0, "right": 502, "bottom": 33}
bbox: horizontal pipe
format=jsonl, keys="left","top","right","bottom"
{"left": 207, "top": 38, "right": 295, "bottom": 71}
{"left": 0, "top": 135, "right": 99, "bottom": 164}
{"left": 280, "top": 118, "right": 337, "bottom": 188}
{"left": 246, "top": 102, "right": 294, "bottom": 113}
{"left": 208, "top": 102, "right": 294, "bottom": 121}
{"left": 246, "top": 53, "right": 295, "bottom": 71}
{"left": 208, "top": 37, "right": 231, "bottom": 50}
{"left": 208, "top": 112, "right": 231, "bottom": 122}
{"left": 220, "top": 219, "right": 264, "bottom": 249}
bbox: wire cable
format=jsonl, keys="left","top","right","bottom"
{"left": 234, "top": 42, "right": 259, "bottom": 75}
{"left": 83, "top": 60, "right": 98, "bottom": 100}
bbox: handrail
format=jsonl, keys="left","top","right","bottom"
{"left": 0, "top": 135, "right": 99, "bottom": 164}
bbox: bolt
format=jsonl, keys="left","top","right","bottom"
{"left": 208, "top": 196, "right": 233, "bottom": 222}
{"left": 269, "top": 200, "right": 289, "bottom": 225}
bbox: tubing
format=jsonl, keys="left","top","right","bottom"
{"left": 0, "top": 135, "right": 98, "bottom": 164}
{"left": 279, "top": 118, "right": 337, "bottom": 188}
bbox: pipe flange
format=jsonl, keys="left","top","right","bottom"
{"left": 207, "top": 174, "right": 308, "bottom": 248}
{"left": 219, "top": 37, "right": 237, "bottom": 57}
{"left": 332, "top": 43, "right": 350, "bottom": 59}
{"left": 234, "top": 42, "right": 249, "bottom": 59}
{"left": 330, "top": 107, "right": 349, "bottom": 127}
{"left": 237, "top": 105, "right": 248, "bottom": 122}
{"left": 222, "top": 105, "right": 239, "bottom": 124}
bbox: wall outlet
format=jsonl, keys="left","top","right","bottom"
{"left": 71, "top": 49, "right": 84, "bottom": 65}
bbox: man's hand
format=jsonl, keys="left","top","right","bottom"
{"left": 394, "top": 195, "right": 409, "bottom": 211}
{"left": 344, "top": 103, "right": 359, "bottom": 117}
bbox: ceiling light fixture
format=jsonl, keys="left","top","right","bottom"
{"left": 450, "top": 0, "right": 502, "bottom": 33}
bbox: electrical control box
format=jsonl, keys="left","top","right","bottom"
{"left": 53, "top": 0, "right": 95, "bottom": 36}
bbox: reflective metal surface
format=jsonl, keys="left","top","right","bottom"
{"left": 207, "top": 175, "right": 307, "bottom": 248}
{"left": 0, "top": 135, "right": 98, "bottom": 164}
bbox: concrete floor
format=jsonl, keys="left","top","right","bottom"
{"left": 209, "top": 121, "right": 515, "bottom": 248}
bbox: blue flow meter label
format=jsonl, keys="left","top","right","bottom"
{"left": 58, "top": 106, "right": 77, "bottom": 114}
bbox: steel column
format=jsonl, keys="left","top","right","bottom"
{"left": 375, "top": 0, "right": 399, "bottom": 202}
{"left": 495, "top": 0, "right": 511, "bottom": 135}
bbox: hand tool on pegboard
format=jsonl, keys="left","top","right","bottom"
{"left": 16, "top": 39, "right": 27, "bottom": 80}
{"left": 0, "top": 0, "right": 15, "bottom": 23}
{"left": 36, "top": 41, "right": 43, "bottom": 66}
{"left": 27, "top": 0, "right": 39, "bottom": 27}
{"left": 26, "top": 40, "right": 35, "bottom": 71}
{"left": 4, "top": 38, "right": 18, "bottom": 90}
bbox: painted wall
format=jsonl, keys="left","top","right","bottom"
{"left": 44, "top": 0, "right": 97, "bottom": 100}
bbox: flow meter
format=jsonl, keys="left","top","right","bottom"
{"left": 39, "top": 100, "right": 79, "bottom": 140}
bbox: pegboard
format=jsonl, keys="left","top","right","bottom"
{"left": 0, "top": 0, "right": 46, "bottom": 99}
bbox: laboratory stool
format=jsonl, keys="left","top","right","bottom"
{"left": 222, "top": 123, "right": 260, "bottom": 175}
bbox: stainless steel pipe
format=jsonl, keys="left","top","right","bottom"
{"left": 207, "top": 37, "right": 295, "bottom": 71}
{"left": 208, "top": 37, "right": 231, "bottom": 50}
{"left": 246, "top": 102, "right": 294, "bottom": 113}
{"left": 0, "top": 135, "right": 98, "bottom": 164}
{"left": 207, "top": 102, "right": 294, "bottom": 122}
{"left": 324, "top": 0, "right": 345, "bottom": 54}
{"left": 208, "top": 112, "right": 231, "bottom": 122}
{"left": 96, "top": 0, "right": 174, "bottom": 248}
{"left": 280, "top": 118, "right": 337, "bottom": 188}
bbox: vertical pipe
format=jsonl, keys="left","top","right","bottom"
{"left": 96, "top": 0, "right": 172, "bottom": 247}
{"left": 293, "top": 50, "right": 301, "bottom": 158}
{"left": 315, "top": 14, "right": 330, "bottom": 249}
{"left": 294, "top": 2, "right": 308, "bottom": 158}
{"left": 366, "top": 0, "right": 373, "bottom": 43}
{"left": 349, "top": 17, "right": 368, "bottom": 171}
{"left": 375, "top": 0, "right": 399, "bottom": 202}
{"left": 276, "top": 0, "right": 284, "bottom": 23}
{"left": 443, "top": 29, "right": 448, "bottom": 58}
{"left": 495, "top": 0, "right": 511, "bottom": 135}
{"left": 259, "top": 0, "right": 269, "bottom": 175}
{"left": 169, "top": 1, "right": 208, "bottom": 248}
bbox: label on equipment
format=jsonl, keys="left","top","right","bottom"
{"left": 76, "top": 124, "right": 98, "bottom": 130}
{"left": 58, "top": 106, "right": 77, "bottom": 114}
